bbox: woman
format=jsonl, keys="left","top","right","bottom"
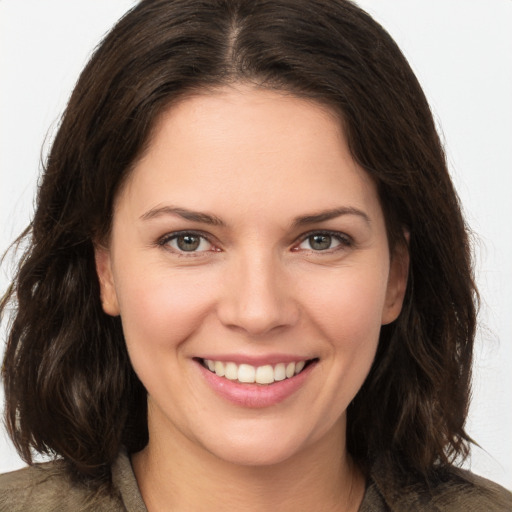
{"left": 1, "top": 0, "right": 511, "bottom": 510}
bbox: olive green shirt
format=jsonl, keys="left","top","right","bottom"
{"left": 1, "top": 451, "right": 511, "bottom": 511}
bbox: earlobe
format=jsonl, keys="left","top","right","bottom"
{"left": 381, "top": 241, "right": 409, "bottom": 325}
{"left": 94, "top": 245, "right": 121, "bottom": 316}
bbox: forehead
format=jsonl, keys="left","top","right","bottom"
{"left": 117, "top": 85, "right": 382, "bottom": 225}
{"left": 143, "top": 85, "right": 345, "bottom": 167}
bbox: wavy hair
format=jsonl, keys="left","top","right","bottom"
{"left": 1, "top": 0, "right": 477, "bottom": 483}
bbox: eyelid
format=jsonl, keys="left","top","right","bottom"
{"left": 156, "top": 229, "right": 353, "bottom": 254}
{"left": 293, "top": 230, "right": 354, "bottom": 251}
{"left": 157, "top": 230, "right": 219, "bottom": 253}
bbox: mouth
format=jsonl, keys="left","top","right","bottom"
{"left": 197, "top": 358, "right": 318, "bottom": 385}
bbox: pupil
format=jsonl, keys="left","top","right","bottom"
{"left": 310, "top": 234, "right": 331, "bottom": 250}
{"left": 177, "top": 235, "right": 200, "bottom": 251}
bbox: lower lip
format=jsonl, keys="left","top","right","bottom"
{"left": 197, "top": 360, "right": 316, "bottom": 408}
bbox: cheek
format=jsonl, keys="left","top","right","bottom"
{"left": 114, "top": 264, "right": 218, "bottom": 350}
{"left": 297, "top": 263, "right": 388, "bottom": 358}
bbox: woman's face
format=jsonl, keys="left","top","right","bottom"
{"left": 96, "top": 86, "right": 408, "bottom": 466}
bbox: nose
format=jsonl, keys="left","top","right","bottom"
{"left": 217, "top": 250, "right": 299, "bottom": 337}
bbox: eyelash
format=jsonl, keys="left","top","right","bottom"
{"left": 157, "top": 230, "right": 353, "bottom": 255}
{"left": 294, "top": 230, "right": 353, "bottom": 253}
{"left": 157, "top": 230, "right": 217, "bottom": 255}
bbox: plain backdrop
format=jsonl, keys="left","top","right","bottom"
{"left": 1, "top": 0, "right": 511, "bottom": 490}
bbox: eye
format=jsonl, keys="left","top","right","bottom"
{"left": 160, "top": 232, "right": 214, "bottom": 253}
{"left": 296, "top": 232, "right": 351, "bottom": 252}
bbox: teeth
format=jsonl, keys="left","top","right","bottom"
{"left": 214, "top": 360, "right": 225, "bottom": 377}
{"left": 238, "top": 364, "right": 256, "bottom": 383}
{"left": 285, "top": 362, "right": 295, "bottom": 378}
{"left": 255, "top": 365, "right": 274, "bottom": 384}
{"left": 225, "top": 362, "right": 238, "bottom": 380}
{"left": 203, "top": 359, "right": 310, "bottom": 384}
{"left": 274, "top": 363, "right": 286, "bottom": 381}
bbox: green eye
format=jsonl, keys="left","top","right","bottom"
{"left": 308, "top": 234, "right": 333, "bottom": 251}
{"left": 162, "top": 232, "right": 213, "bottom": 253}
{"left": 297, "top": 232, "right": 349, "bottom": 252}
{"left": 176, "top": 235, "right": 201, "bottom": 251}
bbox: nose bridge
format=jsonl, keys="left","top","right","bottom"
{"left": 218, "top": 245, "right": 298, "bottom": 336}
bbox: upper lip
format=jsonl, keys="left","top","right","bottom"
{"left": 196, "top": 354, "right": 315, "bottom": 366}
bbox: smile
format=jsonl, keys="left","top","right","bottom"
{"left": 200, "top": 359, "right": 313, "bottom": 385}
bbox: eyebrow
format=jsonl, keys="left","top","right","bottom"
{"left": 140, "top": 206, "right": 226, "bottom": 226}
{"left": 291, "top": 207, "right": 371, "bottom": 228}
{"left": 140, "top": 205, "right": 370, "bottom": 228}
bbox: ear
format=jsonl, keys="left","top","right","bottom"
{"left": 94, "top": 244, "right": 120, "bottom": 316}
{"left": 381, "top": 239, "right": 409, "bottom": 325}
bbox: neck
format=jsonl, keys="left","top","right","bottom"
{"left": 132, "top": 408, "right": 365, "bottom": 512}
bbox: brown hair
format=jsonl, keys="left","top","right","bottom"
{"left": 1, "top": 0, "right": 476, "bottom": 483}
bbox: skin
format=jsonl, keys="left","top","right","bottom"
{"left": 96, "top": 85, "right": 408, "bottom": 511}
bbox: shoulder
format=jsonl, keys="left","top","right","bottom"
{"left": 431, "top": 467, "right": 512, "bottom": 511}
{"left": 368, "top": 458, "right": 512, "bottom": 512}
{"left": 0, "top": 460, "right": 124, "bottom": 512}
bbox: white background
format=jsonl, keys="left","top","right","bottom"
{"left": 1, "top": 0, "right": 511, "bottom": 490}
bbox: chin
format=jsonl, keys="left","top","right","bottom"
{"left": 206, "top": 438, "right": 305, "bottom": 467}
{"left": 194, "top": 417, "right": 334, "bottom": 468}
